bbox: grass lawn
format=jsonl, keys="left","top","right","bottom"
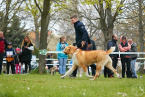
{"left": 0, "top": 73, "right": 145, "bottom": 97}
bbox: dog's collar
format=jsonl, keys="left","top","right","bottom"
{"left": 72, "top": 48, "right": 79, "bottom": 54}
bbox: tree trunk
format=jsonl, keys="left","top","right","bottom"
{"left": 138, "top": 0, "right": 144, "bottom": 74}
{"left": 2, "top": 0, "right": 11, "bottom": 36}
{"left": 39, "top": 0, "right": 51, "bottom": 74}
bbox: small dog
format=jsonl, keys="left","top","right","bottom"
{"left": 50, "top": 67, "right": 56, "bottom": 75}
{"left": 61, "top": 45, "right": 121, "bottom": 80}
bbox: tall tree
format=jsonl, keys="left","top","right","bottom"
{"left": 34, "top": 0, "right": 51, "bottom": 74}
{"left": 25, "top": 0, "right": 42, "bottom": 49}
{"left": 0, "top": 0, "right": 24, "bottom": 36}
{"left": 138, "top": 0, "right": 144, "bottom": 73}
{"left": 81, "top": 0, "right": 125, "bottom": 50}
{"left": 5, "top": 15, "right": 27, "bottom": 48}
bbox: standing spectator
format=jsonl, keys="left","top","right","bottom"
{"left": 5, "top": 42, "right": 15, "bottom": 74}
{"left": 104, "top": 34, "right": 119, "bottom": 78}
{"left": 21, "top": 36, "right": 34, "bottom": 73}
{"left": 56, "top": 36, "right": 68, "bottom": 75}
{"left": 0, "top": 31, "right": 7, "bottom": 74}
{"left": 46, "top": 54, "right": 54, "bottom": 72}
{"left": 14, "top": 48, "right": 22, "bottom": 74}
{"left": 69, "top": 15, "right": 96, "bottom": 78}
{"left": 119, "top": 36, "right": 131, "bottom": 78}
{"left": 128, "top": 39, "right": 138, "bottom": 78}
{"left": 87, "top": 37, "right": 97, "bottom": 76}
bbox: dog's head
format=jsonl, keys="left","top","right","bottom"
{"left": 63, "top": 45, "right": 77, "bottom": 55}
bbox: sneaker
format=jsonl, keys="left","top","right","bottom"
{"left": 68, "top": 74, "right": 76, "bottom": 78}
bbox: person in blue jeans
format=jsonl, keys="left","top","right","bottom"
{"left": 128, "top": 39, "right": 138, "bottom": 78}
{"left": 56, "top": 36, "right": 68, "bottom": 75}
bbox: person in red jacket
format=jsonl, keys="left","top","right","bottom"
{"left": 119, "top": 36, "right": 131, "bottom": 78}
{"left": 0, "top": 31, "right": 8, "bottom": 74}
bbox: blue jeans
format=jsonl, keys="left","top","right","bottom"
{"left": 131, "top": 59, "right": 137, "bottom": 78}
{"left": 58, "top": 58, "right": 67, "bottom": 74}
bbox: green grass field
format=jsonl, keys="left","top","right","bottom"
{"left": 0, "top": 73, "right": 145, "bottom": 97}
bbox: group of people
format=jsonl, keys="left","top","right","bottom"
{"left": 104, "top": 34, "right": 138, "bottom": 78}
{"left": 0, "top": 31, "right": 34, "bottom": 74}
{"left": 54, "top": 15, "right": 138, "bottom": 79}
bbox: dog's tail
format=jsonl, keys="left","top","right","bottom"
{"left": 106, "top": 47, "right": 116, "bottom": 54}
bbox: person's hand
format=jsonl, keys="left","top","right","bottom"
{"left": 19, "top": 62, "right": 22, "bottom": 66}
{"left": 81, "top": 41, "right": 86, "bottom": 47}
{"left": 111, "top": 57, "right": 114, "bottom": 59}
{"left": 7, "top": 55, "right": 10, "bottom": 58}
{"left": 3, "top": 50, "right": 5, "bottom": 53}
{"left": 25, "top": 46, "right": 28, "bottom": 49}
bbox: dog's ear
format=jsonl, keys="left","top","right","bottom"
{"left": 69, "top": 46, "right": 75, "bottom": 54}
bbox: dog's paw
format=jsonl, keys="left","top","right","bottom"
{"left": 60, "top": 76, "right": 65, "bottom": 79}
{"left": 117, "top": 75, "right": 122, "bottom": 79}
{"left": 118, "top": 76, "right": 122, "bottom": 79}
{"left": 90, "top": 79, "right": 94, "bottom": 81}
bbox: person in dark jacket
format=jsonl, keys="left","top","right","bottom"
{"left": 21, "top": 36, "right": 34, "bottom": 73}
{"left": 128, "top": 39, "right": 138, "bottom": 78}
{"left": 69, "top": 15, "right": 95, "bottom": 78}
{"left": 0, "top": 31, "right": 7, "bottom": 74}
{"left": 14, "top": 48, "right": 22, "bottom": 74}
{"left": 5, "top": 42, "right": 15, "bottom": 74}
{"left": 87, "top": 38, "right": 97, "bottom": 76}
{"left": 46, "top": 54, "right": 53, "bottom": 70}
{"left": 104, "top": 34, "right": 119, "bottom": 78}
{"left": 119, "top": 36, "right": 131, "bottom": 78}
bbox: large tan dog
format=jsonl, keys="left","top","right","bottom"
{"left": 61, "top": 45, "right": 121, "bottom": 80}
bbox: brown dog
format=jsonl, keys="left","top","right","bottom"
{"left": 60, "top": 45, "right": 121, "bottom": 80}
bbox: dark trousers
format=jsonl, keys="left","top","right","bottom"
{"left": 104, "top": 57, "right": 118, "bottom": 77}
{"left": 72, "top": 64, "right": 96, "bottom": 76}
{"left": 23, "top": 61, "right": 31, "bottom": 73}
{"left": 7, "top": 62, "right": 15, "bottom": 74}
{"left": 121, "top": 58, "right": 131, "bottom": 78}
{"left": 88, "top": 64, "right": 96, "bottom": 76}
{"left": 0, "top": 53, "right": 4, "bottom": 74}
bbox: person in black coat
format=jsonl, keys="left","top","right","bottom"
{"left": 69, "top": 15, "right": 96, "bottom": 78}
{"left": 104, "top": 34, "right": 119, "bottom": 78}
{"left": 46, "top": 54, "right": 53, "bottom": 70}
{"left": 21, "top": 36, "right": 34, "bottom": 73}
{"left": 87, "top": 38, "right": 97, "bottom": 76}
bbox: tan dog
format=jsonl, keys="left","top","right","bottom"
{"left": 60, "top": 45, "right": 121, "bottom": 80}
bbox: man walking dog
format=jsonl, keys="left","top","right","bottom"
{"left": 0, "top": 31, "right": 8, "bottom": 74}
{"left": 68, "top": 15, "right": 96, "bottom": 78}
